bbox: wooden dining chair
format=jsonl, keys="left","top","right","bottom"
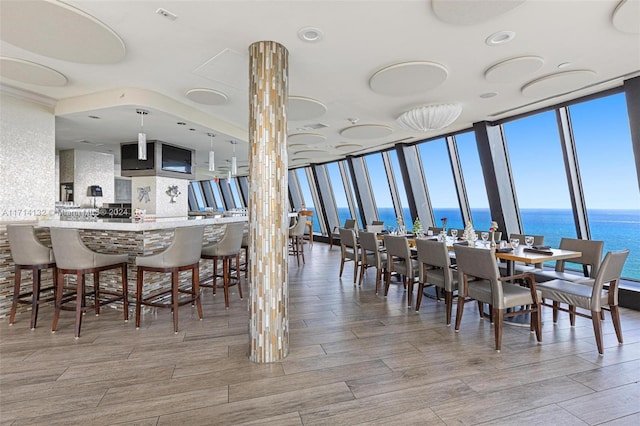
{"left": 358, "top": 231, "right": 387, "bottom": 294}
{"left": 384, "top": 235, "right": 420, "bottom": 308}
{"left": 536, "top": 249, "right": 629, "bottom": 355}
{"left": 338, "top": 227, "right": 360, "bottom": 284}
{"left": 415, "top": 238, "right": 458, "bottom": 323}
{"left": 534, "top": 238, "right": 603, "bottom": 283}
{"left": 454, "top": 244, "right": 542, "bottom": 351}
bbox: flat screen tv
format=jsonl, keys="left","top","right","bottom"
{"left": 161, "top": 144, "right": 192, "bottom": 174}
{"left": 120, "top": 142, "right": 155, "bottom": 171}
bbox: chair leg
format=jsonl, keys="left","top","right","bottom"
{"left": 455, "top": 295, "right": 465, "bottom": 332}
{"left": 121, "top": 264, "right": 129, "bottom": 322}
{"left": 591, "top": 310, "right": 604, "bottom": 355}
{"left": 477, "top": 301, "right": 484, "bottom": 319}
{"left": 610, "top": 305, "right": 623, "bottom": 344}
{"left": 384, "top": 270, "right": 391, "bottom": 296}
{"left": 375, "top": 268, "right": 382, "bottom": 295}
{"left": 31, "top": 268, "right": 42, "bottom": 330}
{"left": 339, "top": 257, "right": 345, "bottom": 277}
{"left": 94, "top": 272, "right": 100, "bottom": 316}
{"left": 223, "top": 258, "right": 230, "bottom": 308}
{"left": 74, "top": 271, "right": 84, "bottom": 339}
{"left": 569, "top": 305, "right": 576, "bottom": 326}
{"left": 136, "top": 267, "right": 143, "bottom": 328}
{"left": 407, "top": 280, "right": 414, "bottom": 308}
{"left": 445, "top": 290, "right": 453, "bottom": 326}
{"left": 552, "top": 301, "right": 560, "bottom": 323}
{"left": 493, "top": 307, "right": 503, "bottom": 351}
{"left": 352, "top": 260, "right": 358, "bottom": 285}
{"left": 172, "top": 269, "right": 179, "bottom": 333}
{"left": 9, "top": 266, "right": 23, "bottom": 326}
{"left": 533, "top": 304, "right": 542, "bottom": 343}
{"left": 300, "top": 237, "right": 305, "bottom": 264}
{"left": 235, "top": 254, "right": 243, "bottom": 300}
{"left": 52, "top": 269, "right": 64, "bottom": 333}
{"left": 416, "top": 283, "right": 424, "bottom": 312}
{"left": 212, "top": 258, "right": 218, "bottom": 295}
{"left": 193, "top": 266, "right": 203, "bottom": 320}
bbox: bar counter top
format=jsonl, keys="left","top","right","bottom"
{"left": 38, "top": 214, "right": 247, "bottom": 231}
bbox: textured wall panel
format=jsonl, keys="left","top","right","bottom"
{"left": 248, "top": 41, "right": 289, "bottom": 363}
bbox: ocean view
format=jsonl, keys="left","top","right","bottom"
{"left": 310, "top": 207, "right": 639, "bottom": 280}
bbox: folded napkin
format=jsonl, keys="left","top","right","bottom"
{"left": 427, "top": 238, "right": 438, "bottom": 241}
{"left": 533, "top": 245, "right": 551, "bottom": 250}
{"left": 524, "top": 248, "right": 553, "bottom": 255}
{"left": 453, "top": 241, "right": 469, "bottom": 246}
{"left": 495, "top": 248, "right": 513, "bottom": 253}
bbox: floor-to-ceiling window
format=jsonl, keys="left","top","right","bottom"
{"left": 326, "top": 162, "right": 352, "bottom": 233}
{"left": 570, "top": 93, "right": 640, "bottom": 280}
{"left": 190, "top": 182, "right": 206, "bottom": 210}
{"left": 229, "top": 178, "right": 244, "bottom": 209}
{"left": 363, "top": 153, "right": 396, "bottom": 230}
{"left": 503, "top": 111, "right": 575, "bottom": 247}
{"left": 388, "top": 150, "right": 413, "bottom": 230}
{"left": 418, "top": 138, "right": 463, "bottom": 230}
{"left": 296, "top": 168, "right": 316, "bottom": 227}
{"left": 455, "top": 131, "right": 491, "bottom": 228}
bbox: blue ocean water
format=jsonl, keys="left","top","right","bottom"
{"left": 312, "top": 207, "right": 639, "bottom": 280}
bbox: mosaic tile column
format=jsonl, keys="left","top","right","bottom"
{"left": 248, "top": 41, "right": 289, "bottom": 363}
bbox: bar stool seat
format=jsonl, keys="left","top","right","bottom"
{"left": 135, "top": 226, "right": 204, "bottom": 333}
{"left": 7, "top": 224, "right": 57, "bottom": 330}
{"left": 201, "top": 222, "right": 244, "bottom": 308}
{"left": 50, "top": 228, "right": 129, "bottom": 338}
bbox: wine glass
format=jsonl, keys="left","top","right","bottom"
{"left": 481, "top": 232, "right": 489, "bottom": 245}
{"left": 450, "top": 229, "right": 458, "bottom": 239}
{"left": 524, "top": 235, "right": 534, "bottom": 248}
{"left": 510, "top": 238, "right": 520, "bottom": 250}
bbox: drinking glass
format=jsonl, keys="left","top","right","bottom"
{"left": 510, "top": 238, "right": 520, "bottom": 250}
{"left": 481, "top": 232, "right": 489, "bottom": 245}
{"left": 450, "top": 229, "right": 458, "bottom": 239}
{"left": 524, "top": 235, "right": 534, "bottom": 248}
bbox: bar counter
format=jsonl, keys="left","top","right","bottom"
{"left": 0, "top": 215, "right": 248, "bottom": 320}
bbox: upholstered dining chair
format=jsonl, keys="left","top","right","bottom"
{"left": 7, "top": 224, "right": 57, "bottom": 330}
{"left": 50, "top": 228, "right": 129, "bottom": 338}
{"left": 330, "top": 219, "right": 357, "bottom": 249}
{"left": 358, "top": 231, "right": 387, "bottom": 294}
{"left": 338, "top": 227, "right": 360, "bottom": 284}
{"left": 536, "top": 249, "right": 629, "bottom": 355}
{"left": 201, "top": 222, "right": 245, "bottom": 308}
{"left": 136, "top": 226, "right": 204, "bottom": 333}
{"left": 384, "top": 235, "right": 420, "bottom": 308}
{"left": 534, "top": 238, "right": 604, "bottom": 283}
{"left": 415, "top": 238, "right": 458, "bottom": 323}
{"left": 288, "top": 214, "right": 307, "bottom": 266}
{"left": 453, "top": 244, "right": 542, "bottom": 351}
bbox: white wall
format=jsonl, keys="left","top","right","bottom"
{"left": 73, "top": 150, "right": 115, "bottom": 207}
{"left": 0, "top": 93, "right": 55, "bottom": 219}
{"left": 131, "top": 175, "right": 188, "bottom": 218}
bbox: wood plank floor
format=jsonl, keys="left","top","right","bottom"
{"left": 1, "top": 243, "right": 639, "bottom": 425}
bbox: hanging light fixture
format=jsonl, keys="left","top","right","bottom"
{"left": 230, "top": 140, "right": 238, "bottom": 176}
{"left": 396, "top": 103, "right": 462, "bottom": 132}
{"left": 136, "top": 109, "right": 149, "bottom": 160}
{"left": 207, "top": 132, "right": 216, "bottom": 172}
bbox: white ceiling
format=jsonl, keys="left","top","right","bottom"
{"left": 1, "top": 0, "right": 639, "bottom": 179}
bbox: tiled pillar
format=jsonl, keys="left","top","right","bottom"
{"left": 248, "top": 41, "right": 289, "bottom": 363}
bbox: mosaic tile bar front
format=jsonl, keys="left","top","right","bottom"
{"left": 0, "top": 220, "right": 246, "bottom": 323}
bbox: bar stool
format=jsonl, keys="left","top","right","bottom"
{"left": 241, "top": 233, "right": 249, "bottom": 278}
{"left": 289, "top": 214, "right": 307, "bottom": 266}
{"left": 50, "top": 228, "right": 129, "bottom": 338}
{"left": 7, "top": 224, "right": 57, "bottom": 330}
{"left": 201, "top": 222, "right": 244, "bottom": 308}
{"left": 298, "top": 210, "right": 314, "bottom": 246}
{"left": 136, "top": 226, "right": 204, "bottom": 333}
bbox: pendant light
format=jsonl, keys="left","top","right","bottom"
{"left": 207, "top": 132, "right": 216, "bottom": 172}
{"left": 230, "top": 140, "right": 237, "bottom": 176}
{"left": 136, "top": 109, "right": 149, "bottom": 160}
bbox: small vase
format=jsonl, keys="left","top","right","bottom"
{"left": 490, "top": 231, "right": 497, "bottom": 248}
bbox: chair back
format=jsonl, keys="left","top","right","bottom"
{"left": 156, "top": 226, "right": 205, "bottom": 267}
{"left": 50, "top": 228, "right": 100, "bottom": 270}
{"left": 7, "top": 224, "right": 54, "bottom": 265}
{"left": 359, "top": 231, "right": 382, "bottom": 267}
{"left": 454, "top": 245, "right": 503, "bottom": 307}
{"left": 590, "top": 249, "right": 630, "bottom": 309}
{"left": 210, "top": 222, "right": 244, "bottom": 256}
{"left": 344, "top": 219, "right": 356, "bottom": 229}
{"left": 366, "top": 224, "right": 384, "bottom": 234}
{"left": 290, "top": 215, "right": 307, "bottom": 237}
{"left": 415, "top": 238, "right": 454, "bottom": 290}
{"left": 556, "top": 238, "right": 604, "bottom": 277}
{"left": 384, "top": 235, "right": 416, "bottom": 278}
{"left": 338, "top": 227, "right": 358, "bottom": 249}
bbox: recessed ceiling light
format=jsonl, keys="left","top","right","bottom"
{"left": 558, "top": 62, "right": 571, "bottom": 69}
{"left": 189, "top": 128, "right": 196, "bottom": 131}
{"left": 88, "top": 115, "right": 101, "bottom": 119}
{"left": 298, "top": 27, "right": 323, "bottom": 42}
{"left": 485, "top": 30, "right": 515, "bottom": 46}
{"left": 177, "top": 122, "right": 186, "bottom": 125}
{"left": 480, "top": 92, "right": 498, "bottom": 98}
